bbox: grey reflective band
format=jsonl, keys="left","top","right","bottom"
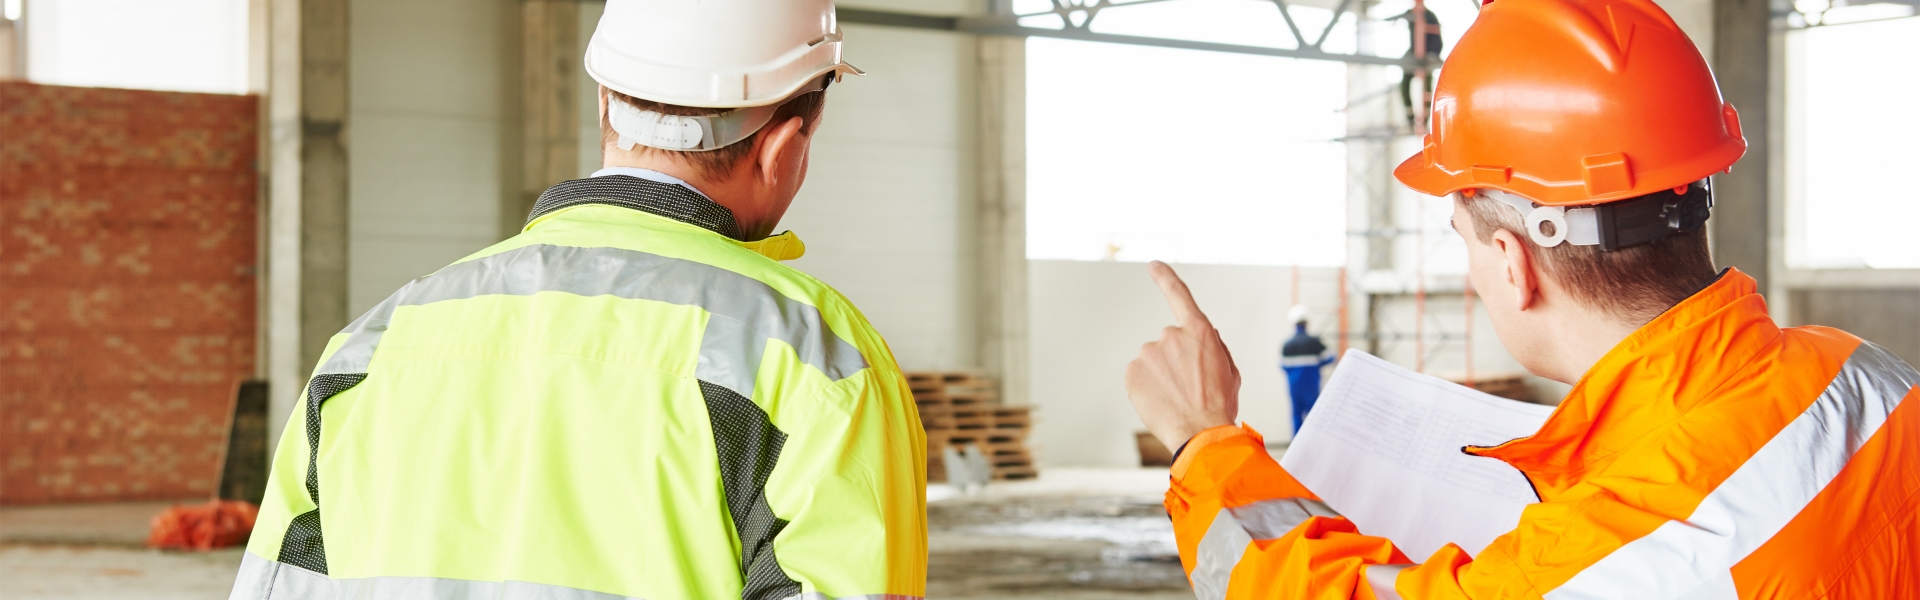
{"left": 234, "top": 551, "right": 650, "bottom": 599}
{"left": 1546, "top": 342, "right": 1919, "bottom": 599}
{"left": 1192, "top": 509, "right": 1253, "bottom": 600}
{"left": 1228, "top": 497, "right": 1340, "bottom": 540}
{"left": 231, "top": 552, "right": 923, "bottom": 600}
{"left": 316, "top": 243, "right": 869, "bottom": 398}
{"left": 1365, "top": 564, "right": 1414, "bottom": 600}
{"left": 1191, "top": 497, "right": 1341, "bottom": 599}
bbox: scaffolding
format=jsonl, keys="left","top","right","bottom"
{"left": 846, "top": 0, "right": 1494, "bottom": 383}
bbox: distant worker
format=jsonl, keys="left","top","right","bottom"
{"left": 230, "top": 2, "right": 927, "bottom": 599}
{"left": 1124, "top": 0, "right": 1920, "bottom": 597}
{"left": 1279, "top": 305, "right": 1335, "bottom": 434}
{"left": 1392, "top": 5, "right": 1443, "bottom": 130}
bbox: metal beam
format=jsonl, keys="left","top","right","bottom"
{"left": 838, "top": 7, "right": 1430, "bottom": 68}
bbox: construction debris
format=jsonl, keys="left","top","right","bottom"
{"left": 146, "top": 500, "right": 258, "bottom": 551}
{"left": 910, "top": 371, "right": 1037, "bottom": 482}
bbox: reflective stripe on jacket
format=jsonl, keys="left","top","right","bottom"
{"left": 232, "top": 176, "right": 928, "bottom": 600}
{"left": 1166, "top": 269, "right": 1920, "bottom": 599}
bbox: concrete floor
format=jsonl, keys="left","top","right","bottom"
{"left": 926, "top": 468, "right": 1191, "bottom": 598}
{"left": 0, "top": 469, "right": 1195, "bottom": 599}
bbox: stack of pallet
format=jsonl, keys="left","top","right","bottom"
{"left": 907, "top": 371, "right": 1037, "bottom": 482}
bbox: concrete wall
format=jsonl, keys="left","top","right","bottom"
{"left": 1027, "top": 261, "right": 1348, "bottom": 467}
{"left": 345, "top": 0, "right": 517, "bottom": 316}
{"left": 781, "top": 23, "right": 983, "bottom": 372}
{"left": 1792, "top": 289, "right": 1920, "bottom": 366}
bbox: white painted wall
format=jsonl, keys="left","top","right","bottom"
{"left": 347, "top": 0, "right": 514, "bottom": 315}
{"left": 1028, "top": 261, "right": 1350, "bottom": 467}
{"left": 781, "top": 23, "right": 982, "bottom": 372}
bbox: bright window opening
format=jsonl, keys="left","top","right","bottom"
{"left": 1025, "top": 3, "right": 1352, "bottom": 267}
{"left": 1787, "top": 16, "right": 1920, "bottom": 269}
{"left": 25, "top": 0, "right": 250, "bottom": 95}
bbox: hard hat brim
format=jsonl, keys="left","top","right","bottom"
{"left": 1392, "top": 137, "right": 1746, "bottom": 207}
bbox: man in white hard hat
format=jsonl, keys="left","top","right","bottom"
{"left": 230, "top": 2, "right": 927, "bottom": 599}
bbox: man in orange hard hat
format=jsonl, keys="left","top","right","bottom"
{"left": 1122, "top": 0, "right": 1920, "bottom": 597}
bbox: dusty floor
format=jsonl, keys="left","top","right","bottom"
{"left": 0, "top": 469, "right": 1195, "bottom": 599}
{"left": 926, "top": 468, "right": 1191, "bottom": 598}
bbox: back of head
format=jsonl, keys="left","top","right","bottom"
{"left": 584, "top": 0, "right": 861, "bottom": 178}
{"left": 1456, "top": 187, "right": 1718, "bottom": 324}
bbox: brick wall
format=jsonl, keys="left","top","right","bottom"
{"left": 1, "top": 82, "right": 257, "bottom": 505}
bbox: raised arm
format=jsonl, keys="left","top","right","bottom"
{"left": 1126, "top": 263, "right": 1537, "bottom": 600}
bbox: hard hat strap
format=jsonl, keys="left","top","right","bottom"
{"left": 608, "top": 75, "right": 830, "bottom": 153}
{"left": 1482, "top": 182, "right": 1712, "bottom": 251}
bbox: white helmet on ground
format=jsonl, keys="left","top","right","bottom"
{"left": 585, "top": 0, "right": 864, "bottom": 151}
{"left": 1288, "top": 305, "right": 1311, "bottom": 325}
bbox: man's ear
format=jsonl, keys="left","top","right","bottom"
{"left": 1489, "top": 227, "right": 1540, "bottom": 311}
{"left": 752, "top": 116, "right": 808, "bottom": 188}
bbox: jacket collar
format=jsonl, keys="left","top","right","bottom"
{"left": 1468, "top": 268, "right": 1783, "bottom": 497}
{"left": 524, "top": 175, "right": 809, "bottom": 262}
{"left": 527, "top": 174, "right": 746, "bottom": 241}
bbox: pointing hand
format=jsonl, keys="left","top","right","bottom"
{"left": 1124, "top": 261, "right": 1241, "bottom": 454}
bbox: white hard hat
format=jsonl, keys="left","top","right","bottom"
{"left": 586, "top": 0, "right": 863, "bottom": 152}
{"left": 1288, "top": 305, "right": 1311, "bottom": 324}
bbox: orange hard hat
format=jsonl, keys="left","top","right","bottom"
{"left": 1393, "top": 0, "right": 1747, "bottom": 206}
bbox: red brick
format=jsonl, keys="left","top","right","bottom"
{"left": 1, "top": 82, "right": 257, "bottom": 505}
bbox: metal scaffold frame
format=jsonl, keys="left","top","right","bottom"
{"left": 840, "top": 0, "right": 1441, "bottom": 69}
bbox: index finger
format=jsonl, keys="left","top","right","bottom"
{"left": 1148, "top": 261, "right": 1211, "bottom": 328}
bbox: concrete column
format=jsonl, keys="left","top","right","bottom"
{"left": 1711, "top": 0, "right": 1772, "bottom": 293}
{"left": 976, "top": 35, "right": 1030, "bottom": 407}
{"left": 514, "top": 0, "right": 580, "bottom": 235}
{"left": 267, "top": 0, "right": 351, "bottom": 447}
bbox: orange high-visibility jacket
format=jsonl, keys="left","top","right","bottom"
{"left": 1167, "top": 269, "right": 1920, "bottom": 599}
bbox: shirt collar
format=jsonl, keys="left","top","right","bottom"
{"left": 589, "top": 167, "right": 715, "bottom": 201}
{"left": 525, "top": 168, "right": 809, "bottom": 262}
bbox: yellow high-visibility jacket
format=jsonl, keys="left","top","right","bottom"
{"left": 231, "top": 175, "right": 927, "bottom": 600}
{"left": 1167, "top": 269, "right": 1920, "bottom": 599}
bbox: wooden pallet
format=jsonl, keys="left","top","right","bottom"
{"left": 990, "top": 406, "right": 1030, "bottom": 430}
{"left": 908, "top": 370, "right": 1039, "bottom": 482}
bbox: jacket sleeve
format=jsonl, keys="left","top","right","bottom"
{"left": 759, "top": 367, "right": 928, "bottom": 598}
{"left": 1167, "top": 425, "right": 1540, "bottom": 600}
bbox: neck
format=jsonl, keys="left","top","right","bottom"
{"left": 1534, "top": 305, "right": 1644, "bottom": 384}
{"left": 602, "top": 152, "right": 778, "bottom": 239}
